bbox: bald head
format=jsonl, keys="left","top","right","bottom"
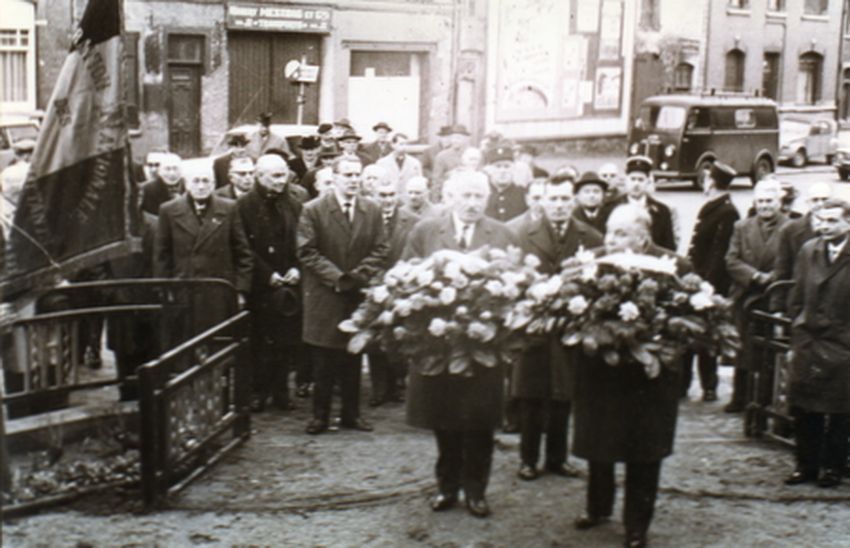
{"left": 158, "top": 153, "right": 183, "bottom": 186}
{"left": 806, "top": 181, "right": 832, "bottom": 211}
{"left": 362, "top": 164, "right": 389, "bottom": 197}
{"left": 753, "top": 178, "right": 782, "bottom": 220}
{"left": 256, "top": 153, "right": 290, "bottom": 194}
{"left": 605, "top": 204, "right": 652, "bottom": 253}
{"left": 444, "top": 171, "right": 490, "bottom": 223}
{"left": 406, "top": 176, "right": 429, "bottom": 209}
{"left": 182, "top": 158, "right": 214, "bottom": 201}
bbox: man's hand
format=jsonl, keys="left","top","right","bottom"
{"left": 281, "top": 267, "right": 300, "bottom": 285}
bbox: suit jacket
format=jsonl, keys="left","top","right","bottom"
{"left": 572, "top": 205, "right": 609, "bottom": 234}
{"left": 214, "top": 185, "right": 242, "bottom": 201}
{"left": 299, "top": 167, "right": 320, "bottom": 199}
{"left": 360, "top": 141, "right": 392, "bottom": 166}
{"left": 297, "top": 193, "right": 389, "bottom": 349}
{"left": 788, "top": 237, "right": 850, "bottom": 413}
{"left": 771, "top": 213, "right": 816, "bottom": 311}
{"left": 512, "top": 217, "right": 604, "bottom": 402}
{"left": 402, "top": 213, "right": 518, "bottom": 431}
{"left": 213, "top": 152, "right": 233, "bottom": 189}
{"left": 725, "top": 213, "right": 788, "bottom": 305}
{"left": 485, "top": 183, "right": 527, "bottom": 222}
{"left": 141, "top": 177, "right": 183, "bottom": 215}
{"left": 572, "top": 242, "right": 690, "bottom": 463}
{"left": 376, "top": 153, "right": 423, "bottom": 196}
{"left": 383, "top": 207, "right": 420, "bottom": 265}
{"left": 288, "top": 156, "right": 319, "bottom": 182}
{"left": 605, "top": 195, "right": 676, "bottom": 251}
{"left": 687, "top": 193, "right": 740, "bottom": 296}
{"left": 431, "top": 147, "right": 463, "bottom": 199}
{"left": 506, "top": 210, "right": 539, "bottom": 235}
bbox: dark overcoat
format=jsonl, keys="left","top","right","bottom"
{"left": 401, "top": 213, "right": 518, "bottom": 431}
{"left": 297, "top": 193, "right": 389, "bottom": 349}
{"left": 485, "top": 183, "right": 527, "bottom": 222}
{"left": 725, "top": 213, "right": 788, "bottom": 304}
{"left": 213, "top": 152, "right": 233, "bottom": 189}
{"left": 572, "top": 244, "right": 690, "bottom": 463}
{"left": 687, "top": 193, "right": 739, "bottom": 296}
{"left": 511, "top": 217, "right": 603, "bottom": 401}
{"left": 238, "top": 183, "right": 308, "bottom": 336}
{"left": 770, "top": 214, "right": 816, "bottom": 312}
{"left": 154, "top": 195, "right": 253, "bottom": 337}
{"left": 788, "top": 237, "right": 850, "bottom": 413}
{"left": 385, "top": 207, "right": 420, "bottom": 266}
{"left": 604, "top": 196, "right": 677, "bottom": 251}
{"left": 572, "top": 206, "right": 609, "bottom": 234}
{"left": 140, "top": 177, "right": 182, "bottom": 215}
{"left": 287, "top": 156, "right": 319, "bottom": 182}
{"left": 359, "top": 141, "right": 392, "bottom": 166}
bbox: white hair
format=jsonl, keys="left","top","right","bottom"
{"left": 255, "top": 154, "right": 287, "bottom": 173}
{"left": 753, "top": 178, "right": 781, "bottom": 197}
{"left": 181, "top": 158, "right": 213, "bottom": 180}
{"left": 443, "top": 170, "right": 490, "bottom": 198}
{"left": 606, "top": 203, "right": 652, "bottom": 235}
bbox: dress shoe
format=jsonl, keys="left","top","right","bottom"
{"left": 304, "top": 419, "right": 328, "bottom": 435}
{"left": 625, "top": 531, "right": 647, "bottom": 548}
{"left": 465, "top": 497, "right": 490, "bottom": 518}
{"left": 574, "top": 513, "right": 610, "bottom": 530}
{"left": 723, "top": 401, "right": 745, "bottom": 413}
{"left": 340, "top": 418, "right": 374, "bottom": 432}
{"left": 546, "top": 462, "right": 580, "bottom": 478}
{"left": 818, "top": 470, "right": 842, "bottom": 488}
{"left": 784, "top": 469, "right": 817, "bottom": 485}
{"left": 517, "top": 464, "right": 539, "bottom": 481}
{"left": 429, "top": 492, "right": 457, "bottom": 512}
{"left": 702, "top": 389, "right": 718, "bottom": 402}
{"left": 295, "top": 383, "right": 311, "bottom": 398}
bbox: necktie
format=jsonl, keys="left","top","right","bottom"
{"left": 458, "top": 224, "right": 471, "bottom": 250}
{"left": 383, "top": 213, "right": 392, "bottom": 230}
{"left": 396, "top": 155, "right": 405, "bottom": 170}
{"left": 343, "top": 201, "right": 353, "bottom": 223}
{"left": 555, "top": 221, "right": 566, "bottom": 240}
{"left": 828, "top": 244, "right": 840, "bottom": 264}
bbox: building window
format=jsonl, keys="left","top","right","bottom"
{"left": 0, "top": 28, "right": 30, "bottom": 103}
{"left": 640, "top": 0, "right": 660, "bottom": 31}
{"left": 673, "top": 62, "right": 694, "bottom": 91}
{"left": 804, "top": 0, "right": 829, "bottom": 15}
{"left": 124, "top": 32, "right": 140, "bottom": 128}
{"left": 725, "top": 49, "right": 745, "bottom": 92}
{"left": 767, "top": 0, "right": 785, "bottom": 11}
{"left": 797, "top": 52, "right": 823, "bottom": 104}
{"left": 728, "top": 0, "right": 750, "bottom": 8}
{"left": 762, "top": 52, "right": 780, "bottom": 100}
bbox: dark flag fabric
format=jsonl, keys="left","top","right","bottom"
{"left": 4, "top": 0, "right": 135, "bottom": 293}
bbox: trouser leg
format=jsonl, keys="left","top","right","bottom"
{"left": 368, "top": 352, "right": 388, "bottom": 400}
{"left": 587, "top": 461, "right": 616, "bottom": 518}
{"left": 823, "top": 413, "right": 850, "bottom": 472}
{"left": 296, "top": 344, "right": 314, "bottom": 386}
{"left": 519, "top": 399, "right": 543, "bottom": 467}
{"left": 434, "top": 429, "right": 462, "bottom": 496}
{"left": 545, "top": 400, "right": 570, "bottom": 467}
{"left": 697, "top": 351, "right": 719, "bottom": 392}
{"left": 462, "top": 430, "right": 495, "bottom": 500}
{"left": 792, "top": 406, "right": 823, "bottom": 474}
{"left": 339, "top": 350, "right": 362, "bottom": 423}
{"left": 623, "top": 461, "right": 662, "bottom": 537}
{"left": 680, "top": 352, "right": 694, "bottom": 397}
{"left": 311, "top": 348, "right": 335, "bottom": 422}
{"left": 729, "top": 368, "right": 750, "bottom": 406}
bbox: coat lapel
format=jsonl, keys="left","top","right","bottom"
{"left": 326, "top": 194, "right": 352, "bottom": 236}
{"left": 172, "top": 198, "right": 201, "bottom": 240}
{"left": 194, "top": 197, "right": 227, "bottom": 250}
{"left": 819, "top": 240, "right": 850, "bottom": 286}
{"left": 527, "top": 217, "right": 556, "bottom": 266}
{"left": 436, "top": 214, "right": 460, "bottom": 251}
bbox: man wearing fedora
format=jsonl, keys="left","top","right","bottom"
{"left": 300, "top": 146, "right": 340, "bottom": 199}
{"left": 684, "top": 161, "right": 740, "bottom": 402}
{"left": 432, "top": 124, "right": 471, "bottom": 200}
{"left": 483, "top": 145, "right": 527, "bottom": 223}
{"left": 338, "top": 128, "right": 371, "bottom": 167}
{"left": 376, "top": 132, "right": 423, "bottom": 196}
{"left": 213, "top": 133, "right": 249, "bottom": 189}
{"left": 288, "top": 135, "right": 322, "bottom": 182}
{"left": 572, "top": 171, "right": 610, "bottom": 234}
{"left": 246, "top": 112, "right": 293, "bottom": 161}
{"left": 422, "top": 125, "right": 453, "bottom": 178}
{"left": 237, "top": 154, "right": 309, "bottom": 412}
{"left": 360, "top": 122, "right": 394, "bottom": 165}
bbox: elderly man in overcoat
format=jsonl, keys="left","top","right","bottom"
{"left": 724, "top": 178, "right": 788, "bottom": 412}
{"left": 402, "top": 170, "right": 517, "bottom": 518}
{"left": 784, "top": 199, "right": 850, "bottom": 488}
{"left": 154, "top": 159, "right": 253, "bottom": 346}
{"left": 512, "top": 177, "right": 602, "bottom": 481}
{"left": 572, "top": 204, "right": 690, "bottom": 548}
{"left": 684, "top": 161, "right": 739, "bottom": 401}
{"left": 237, "top": 155, "right": 309, "bottom": 412}
{"left": 297, "top": 156, "right": 389, "bottom": 435}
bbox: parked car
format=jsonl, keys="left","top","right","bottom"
{"left": 778, "top": 117, "right": 837, "bottom": 168}
{"left": 210, "top": 123, "right": 317, "bottom": 157}
{"left": 833, "top": 130, "right": 850, "bottom": 181}
{"left": 0, "top": 116, "right": 40, "bottom": 171}
{"left": 627, "top": 92, "right": 778, "bottom": 189}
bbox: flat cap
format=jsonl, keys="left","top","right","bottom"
{"left": 709, "top": 161, "right": 736, "bottom": 186}
{"left": 299, "top": 135, "right": 321, "bottom": 150}
{"left": 372, "top": 121, "right": 392, "bottom": 132}
{"left": 484, "top": 145, "right": 513, "bottom": 164}
{"left": 625, "top": 155, "right": 653, "bottom": 175}
{"left": 338, "top": 128, "right": 362, "bottom": 141}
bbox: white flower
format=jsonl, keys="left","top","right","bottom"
{"left": 480, "top": 310, "right": 493, "bottom": 321}
{"left": 415, "top": 267, "right": 435, "bottom": 286}
{"left": 377, "top": 310, "right": 394, "bottom": 325}
{"left": 457, "top": 305, "right": 469, "bottom": 316}
{"left": 524, "top": 254, "right": 542, "bottom": 269}
{"left": 451, "top": 273, "right": 470, "bottom": 289}
{"left": 699, "top": 282, "right": 715, "bottom": 296}
{"left": 618, "top": 301, "right": 641, "bottom": 322}
{"left": 575, "top": 247, "right": 596, "bottom": 264}
{"left": 485, "top": 279, "right": 504, "bottom": 296}
{"left": 503, "top": 285, "right": 521, "bottom": 300}
{"left": 393, "top": 326, "right": 407, "bottom": 340}
{"left": 459, "top": 255, "right": 488, "bottom": 276}
{"left": 371, "top": 285, "right": 390, "bottom": 304}
{"left": 443, "top": 261, "right": 462, "bottom": 281}
{"left": 430, "top": 280, "right": 445, "bottom": 291}
{"left": 394, "top": 299, "right": 413, "bottom": 317}
{"left": 467, "top": 321, "right": 496, "bottom": 342}
{"left": 567, "top": 295, "right": 589, "bottom": 315}
{"left": 528, "top": 276, "right": 561, "bottom": 302}
{"left": 428, "top": 318, "right": 448, "bottom": 336}
{"left": 439, "top": 286, "right": 458, "bottom": 305}
{"left": 689, "top": 292, "right": 714, "bottom": 311}
{"left": 580, "top": 263, "right": 598, "bottom": 282}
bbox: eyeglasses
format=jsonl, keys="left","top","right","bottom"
{"left": 231, "top": 171, "right": 254, "bottom": 176}
{"left": 146, "top": 162, "right": 160, "bottom": 168}
{"left": 377, "top": 192, "right": 397, "bottom": 199}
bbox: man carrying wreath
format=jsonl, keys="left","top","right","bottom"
{"left": 401, "top": 170, "right": 517, "bottom": 518}
{"left": 572, "top": 204, "right": 691, "bottom": 548}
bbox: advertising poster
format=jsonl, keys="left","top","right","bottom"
{"left": 593, "top": 66, "right": 621, "bottom": 110}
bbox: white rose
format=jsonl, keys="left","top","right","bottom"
{"left": 480, "top": 310, "right": 493, "bottom": 321}
{"left": 439, "top": 286, "right": 458, "bottom": 305}
{"left": 377, "top": 310, "right": 394, "bottom": 325}
{"left": 457, "top": 305, "right": 469, "bottom": 316}
{"left": 580, "top": 263, "right": 598, "bottom": 282}
{"left": 485, "top": 279, "right": 504, "bottom": 296}
{"left": 395, "top": 299, "right": 413, "bottom": 317}
{"left": 618, "top": 301, "right": 641, "bottom": 322}
{"left": 524, "top": 254, "right": 542, "bottom": 269}
{"left": 567, "top": 295, "right": 589, "bottom": 315}
{"left": 415, "top": 268, "right": 435, "bottom": 286}
{"left": 371, "top": 285, "right": 390, "bottom": 304}
{"left": 428, "top": 318, "right": 448, "bottom": 336}
{"left": 689, "top": 292, "right": 714, "bottom": 311}
{"left": 699, "top": 282, "right": 715, "bottom": 297}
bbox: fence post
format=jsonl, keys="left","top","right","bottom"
{"left": 233, "top": 314, "right": 251, "bottom": 439}
{"left": 138, "top": 364, "right": 158, "bottom": 507}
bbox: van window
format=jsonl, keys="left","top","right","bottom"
{"left": 754, "top": 107, "right": 778, "bottom": 128}
{"left": 735, "top": 109, "right": 756, "bottom": 129}
{"left": 712, "top": 108, "right": 736, "bottom": 130}
{"left": 655, "top": 106, "right": 686, "bottom": 130}
{"left": 686, "top": 108, "right": 711, "bottom": 130}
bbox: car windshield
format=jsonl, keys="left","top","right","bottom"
{"left": 780, "top": 120, "right": 809, "bottom": 136}
{"left": 7, "top": 124, "right": 39, "bottom": 142}
{"left": 636, "top": 105, "right": 686, "bottom": 131}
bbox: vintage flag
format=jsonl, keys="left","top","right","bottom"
{"left": 5, "top": 0, "right": 136, "bottom": 292}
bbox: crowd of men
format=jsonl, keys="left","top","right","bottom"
{"left": 45, "top": 111, "right": 849, "bottom": 548}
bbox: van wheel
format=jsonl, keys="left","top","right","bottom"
{"left": 693, "top": 159, "right": 714, "bottom": 190}
{"left": 751, "top": 156, "right": 773, "bottom": 185}
{"left": 791, "top": 149, "right": 807, "bottom": 168}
